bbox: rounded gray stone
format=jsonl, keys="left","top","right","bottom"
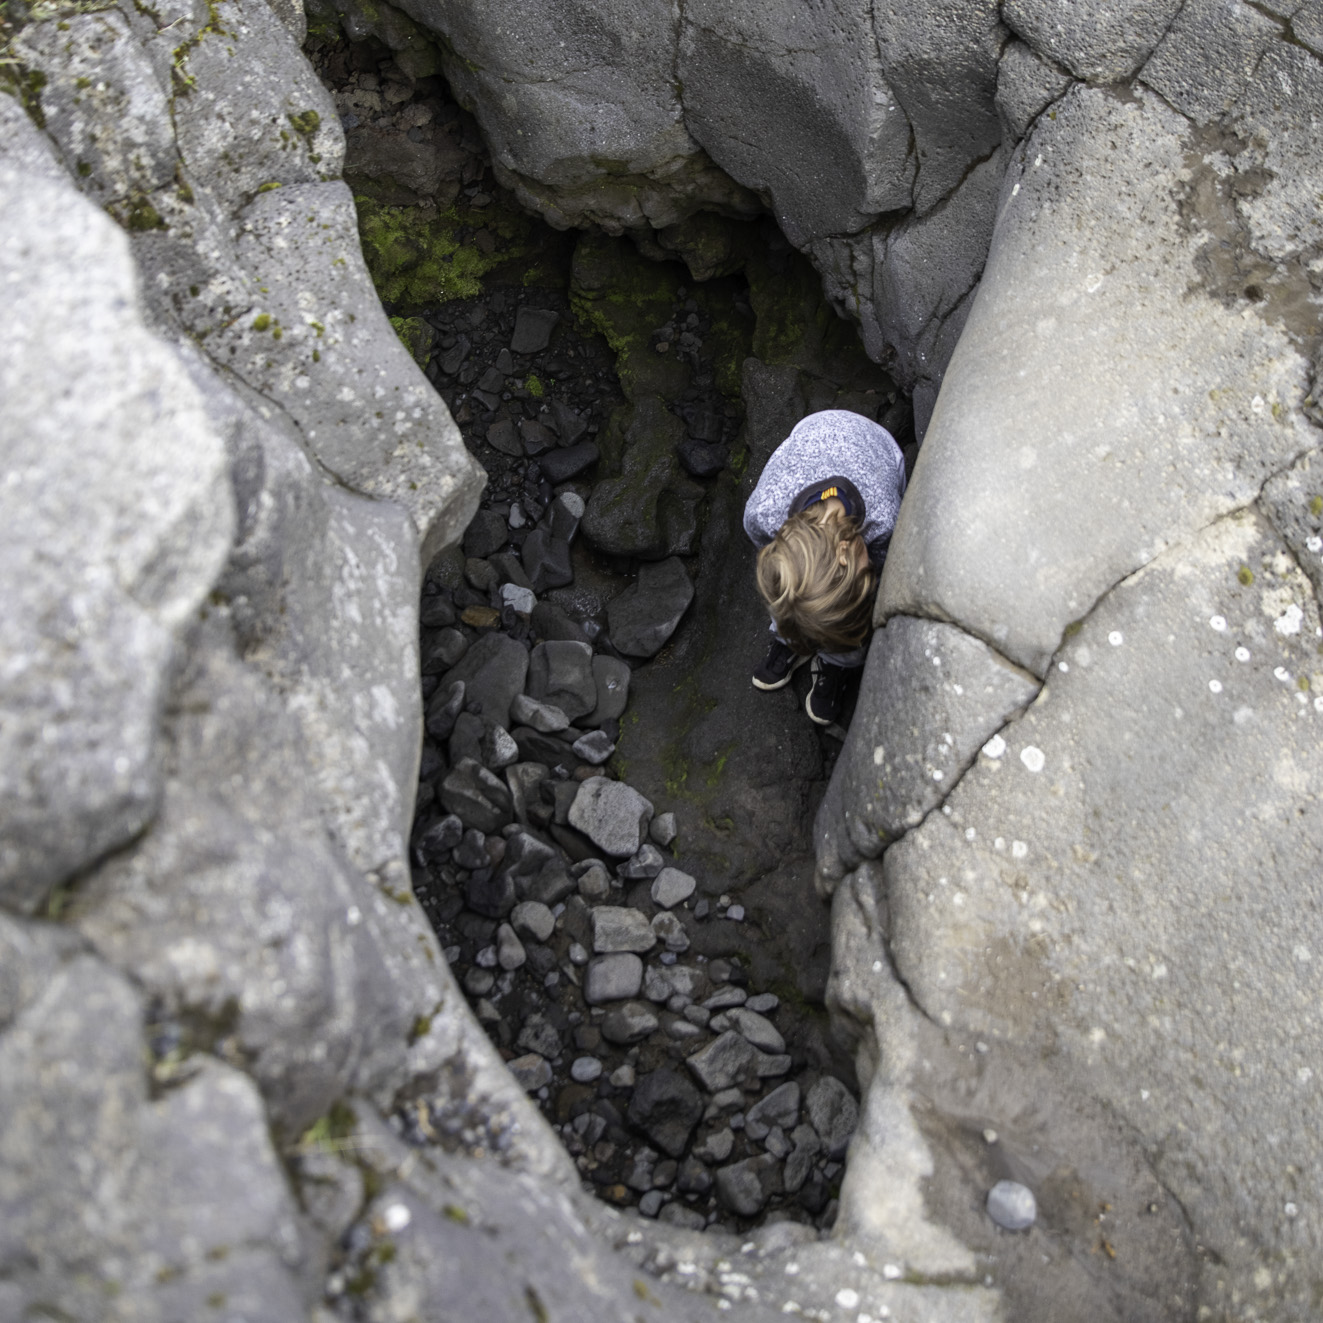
{"left": 568, "top": 777, "right": 654, "bottom": 857}
{"left": 987, "top": 1179, "right": 1037, "bottom": 1231}
{"left": 584, "top": 953, "right": 644, "bottom": 1004}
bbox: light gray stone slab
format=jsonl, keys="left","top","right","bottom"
{"left": 591, "top": 906, "right": 658, "bottom": 955}
{"left": 584, "top": 953, "right": 645, "bottom": 1004}
{"left": 568, "top": 777, "right": 654, "bottom": 857}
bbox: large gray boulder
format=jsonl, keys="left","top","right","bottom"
{"left": 0, "top": 137, "right": 231, "bottom": 915}
{"left": 880, "top": 86, "right": 1315, "bottom": 676}
{"left": 677, "top": 0, "right": 914, "bottom": 245}
{"left": 384, "top": 0, "right": 759, "bottom": 232}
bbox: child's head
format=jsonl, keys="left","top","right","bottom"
{"left": 755, "top": 502, "right": 876, "bottom": 653}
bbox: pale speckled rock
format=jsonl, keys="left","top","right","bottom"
{"left": 883, "top": 510, "right": 1323, "bottom": 1310}
{"left": 880, "top": 87, "right": 1316, "bottom": 676}
{"left": 0, "top": 148, "right": 232, "bottom": 913}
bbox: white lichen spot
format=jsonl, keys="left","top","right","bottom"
{"left": 1299, "top": 1067, "right": 1314, "bottom": 1084}
{"left": 1209, "top": 680, "right": 1223, "bottom": 694}
{"left": 346, "top": 905, "right": 362, "bottom": 926}
{"left": 382, "top": 1203, "right": 411, "bottom": 1232}
{"left": 1294, "top": 944, "right": 1311, "bottom": 963}
{"left": 932, "top": 769, "right": 944, "bottom": 781}
{"left": 1210, "top": 615, "right": 1227, "bottom": 631}
{"left": 1314, "top": 696, "right": 1323, "bottom": 713}
{"left": 784, "top": 1263, "right": 800, "bottom": 1276}
{"left": 1251, "top": 394, "right": 1265, "bottom": 414}
{"left": 994, "top": 837, "right": 1006, "bottom": 851}
{"left": 1058, "top": 661, "right": 1069, "bottom": 673}
{"left": 1152, "top": 964, "right": 1168, "bottom": 980}
{"left": 1085, "top": 273, "right": 1103, "bottom": 293}
{"left": 835, "top": 1289, "right": 860, "bottom": 1309}
{"left": 1309, "top": 536, "right": 1323, "bottom": 553}
{"left": 873, "top": 745, "right": 885, "bottom": 766}
{"left": 1089, "top": 1027, "right": 1107, "bottom": 1044}
{"left": 1020, "top": 745, "right": 1046, "bottom": 773}
{"left": 872, "top": 960, "right": 883, "bottom": 973}
{"left": 1011, "top": 840, "right": 1028, "bottom": 859}
{"left": 965, "top": 827, "right": 977, "bottom": 840}
{"left": 883, "top": 1263, "right": 902, "bottom": 1280}
{"left": 982, "top": 734, "right": 1007, "bottom": 759}
{"left": 1108, "top": 631, "right": 1124, "bottom": 647}
{"left": 1236, "top": 646, "right": 1251, "bottom": 662}
{"left": 1275, "top": 667, "right": 1292, "bottom": 683}
{"left": 1285, "top": 1202, "right": 1299, "bottom": 1219}
{"left": 1275, "top": 603, "right": 1304, "bottom": 636}
{"left": 1011, "top": 181, "right": 1021, "bottom": 196}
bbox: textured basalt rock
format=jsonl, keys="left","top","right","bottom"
{"left": 4, "top": 0, "right": 1322, "bottom": 1319}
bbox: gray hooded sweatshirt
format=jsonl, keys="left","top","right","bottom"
{"left": 742, "top": 410, "right": 907, "bottom": 568}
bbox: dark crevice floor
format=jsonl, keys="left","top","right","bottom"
{"left": 307, "top": 30, "right": 913, "bottom": 1235}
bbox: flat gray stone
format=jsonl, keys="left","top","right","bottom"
{"left": 568, "top": 777, "right": 654, "bottom": 857}
{"left": 745, "top": 1082, "right": 801, "bottom": 1142}
{"left": 496, "top": 923, "right": 527, "bottom": 971}
{"left": 584, "top": 954, "right": 644, "bottom": 1005}
{"left": 715, "top": 1154, "right": 782, "bottom": 1217}
{"left": 591, "top": 906, "right": 657, "bottom": 954}
{"left": 651, "top": 911, "right": 690, "bottom": 953}
{"left": 628, "top": 1068, "right": 704, "bottom": 1158}
{"left": 724, "top": 1007, "right": 785, "bottom": 1055}
{"left": 649, "top": 812, "right": 678, "bottom": 848}
{"left": 572, "top": 730, "right": 616, "bottom": 765}
{"left": 620, "top": 843, "right": 665, "bottom": 879}
{"left": 510, "top": 693, "right": 571, "bottom": 733}
{"left": 439, "top": 633, "right": 530, "bottom": 731}
{"left": 510, "top": 901, "right": 555, "bottom": 944}
{"left": 606, "top": 557, "right": 695, "bottom": 658}
{"left": 508, "top": 1054, "right": 553, "bottom": 1092}
{"left": 527, "top": 640, "right": 597, "bottom": 721}
{"left": 651, "top": 867, "right": 697, "bottom": 908}
{"left": 510, "top": 307, "right": 560, "bottom": 354}
{"left": 685, "top": 1030, "right": 764, "bottom": 1092}
{"left": 570, "top": 1056, "right": 603, "bottom": 1084}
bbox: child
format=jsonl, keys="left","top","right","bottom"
{"left": 743, "top": 409, "right": 907, "bottom": 725}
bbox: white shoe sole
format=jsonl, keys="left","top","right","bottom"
{"left": 751, "top": 653, "right": 808, "bottom": 691}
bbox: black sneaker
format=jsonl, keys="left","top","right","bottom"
{"left": 805, "top": 658, "right": 852, "bottom": 725}
{"left": 752, "top": 637, "right": 808, "bottom": 691}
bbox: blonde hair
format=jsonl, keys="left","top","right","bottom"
{"left": 755, "top": 503, "right": 876, "bottom": 653}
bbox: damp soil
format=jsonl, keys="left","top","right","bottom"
{"left": 307, "top": 31, "right": 915, "bottom": 1235}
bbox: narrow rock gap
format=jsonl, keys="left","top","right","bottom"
{"left": 306, "top": 31, "right": 916, "bottom": 1236}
